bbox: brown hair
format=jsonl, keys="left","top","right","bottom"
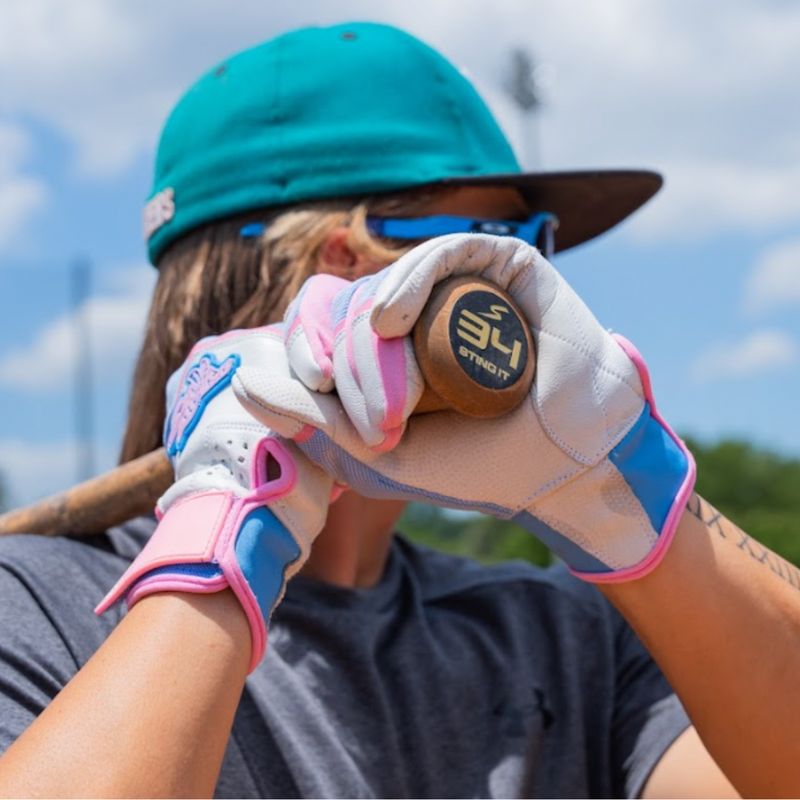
{"left": 119, "top": 187, "right": 454, "bottom": 463}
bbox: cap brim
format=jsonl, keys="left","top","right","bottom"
{"left": 440, "top": 169, "right": 662, "bottom": 253}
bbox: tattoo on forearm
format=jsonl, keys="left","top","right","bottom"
{"left": 687, "top": 494, "right": 800, "bottom": 591}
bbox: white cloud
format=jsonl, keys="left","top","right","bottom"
{"left": 628, "top": 160, "right": 800, "bottom": 243}
{"left": 0, "top": 439, "right": 79, "bottom": 509}
{"left": 2, "top": 0, "right": 800, "bottom": 236}
{"left": 744, "top": 238, "right": 800, "bottom": 315}
{"left": 0, "top": 437, "right": 117, "bottom": 509}
{"left": 0, "top": 121, "right": 48, "bottom": 252}
{"left": 690, "top": 329, "right": 799, "bottom": 381}
{"left": 0, "top": 0, "right": 310, "bottom": 176}
{"left": 0, "top": 1, "right": 152, "bottom": 175}
{"left": 0, "top": 264, "right": 155, "bottom": 392}
{"left": 419, "top": 0, "right": 800, "bottom": 241}
{"left": 0, "top": 174, "right": 48, "bottom": 253}
{"left": 0, "top": 122, "right": 30, "bottom": 174}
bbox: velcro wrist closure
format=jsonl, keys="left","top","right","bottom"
{"left": 95, "top": 492, "right": 233, "bottom": 614}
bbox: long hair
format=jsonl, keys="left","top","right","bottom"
{"left": 119, "top": 187, "right": 452, "bottom": 463}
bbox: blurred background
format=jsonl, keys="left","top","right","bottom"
{"left": 1, "top": 0, "right": 799, "bottom": 564}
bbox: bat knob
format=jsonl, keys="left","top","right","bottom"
{"left": 412, "top": 276, "right": 536, "bottom": 418}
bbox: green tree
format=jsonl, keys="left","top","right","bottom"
{"left": 397, "top": 503, "right": 551, "bottom": 568}
{"left": 685, "top": 437, "right": 800, "bottom": 566}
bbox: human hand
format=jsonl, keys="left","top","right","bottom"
{"left": 233, "top": 234, "right": 695, "bottom": 583}
{"left": 96, "top": 326, "right": 334, "bottom": 671}
{"left": 284, "top": 272, "right": 425, "bottom": 451}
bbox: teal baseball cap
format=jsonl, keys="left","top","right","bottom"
{"left": 144, "top": 22, "right": 661, "bottom": 264}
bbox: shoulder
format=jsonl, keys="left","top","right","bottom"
{"left": 0, "top": 516, "right": 154, "bottom": 664}
{"left": 0, "top": 514, "right": 152, "bottom": 590}
{"left": 0, "top": 516, "right": 154, "bottom": 753}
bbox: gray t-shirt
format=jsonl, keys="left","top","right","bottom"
{"left": 0, "top": 516, "right": 689, "bottom": 798}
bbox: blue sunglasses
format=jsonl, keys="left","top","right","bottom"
{"left": 366, "top": 212, "right": 558, "bottom": 257}
{"left": 240, "top": 212, "right": 558, "bottom": 257}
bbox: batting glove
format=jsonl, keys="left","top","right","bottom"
{"left": 234, "top": 234, "right": 696, "bottom": 583}
{"left": 284, "top": 272, "right": 425, "bottom": 451}
{"left": 96, "top": 326, "right": 333, "bottom": 671}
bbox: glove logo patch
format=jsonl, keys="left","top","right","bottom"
{"left": 450, "top": 291, "right": 528, "bottom": 389}
{"left": 166, "top": 353, "right": 241, "bottom": 456}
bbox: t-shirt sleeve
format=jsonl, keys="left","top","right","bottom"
{"left": 0, "top": 563, "right": 82, "bottom": 754}
{"left": 611, "top": 614, "right": 691, "bottom": 798}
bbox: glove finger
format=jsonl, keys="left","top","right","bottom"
{"left": 284, "top": 274, "right": 350, "bottom": 392}
{"left": 233, "top": 367, "right": 376, "bottom": 463}
{"left": 236, "top": 362, "right": 413, "bottom": 478}
{"left": 370, "top": 234, "right": 533, "bottom": 338}
{"left": 285, "top": 327, "right": 335, "bottom": 393}
{"left": 233, "top": 368, "right": 332, "bottom": 439}
{"left": 234, "top": 367, "right": 386, "bottom": 493}
{"left": 334, "top": 281, "right": 424, "bottom": 451}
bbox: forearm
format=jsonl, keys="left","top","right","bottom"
{"left": 601, "top": 494, "right": 800, "bottom": 799}
{"left": 0, "top": 589, "right": 250, "bottom": 799}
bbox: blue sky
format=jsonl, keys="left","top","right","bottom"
{"left": 1, "top": 0, "right": 799, "bottom": 507}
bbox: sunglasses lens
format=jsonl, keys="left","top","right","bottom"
{"left": 365, "top": 213, "right": 557, "bottom": 256}
{"left": 470, "top": 220, "right": 516, "bottom": 236}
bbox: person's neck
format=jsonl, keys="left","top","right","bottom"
{"left": 299, "top": 492, "right": 407, "bottom": 589}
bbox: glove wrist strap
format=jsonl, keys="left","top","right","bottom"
{"left": 95, "top": 491, "right": 302, "bottom": 672}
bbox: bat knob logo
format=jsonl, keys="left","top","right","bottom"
{"left": 449, "top": 291, "right": 529, "bottom": 389}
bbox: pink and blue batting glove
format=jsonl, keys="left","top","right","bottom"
{"left": 234, "top": 234, "right": 696, "bottom": 584}
{"left": 95, "top": 326, "right": 333, "bottom": 671}
{"left": 284, "top": 273, "right": 424, "bottom": 451}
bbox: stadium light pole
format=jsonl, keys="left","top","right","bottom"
{"left": 504, "top": 48, "right": 544, "bottom": 170}
{"left": 71, "top": 257, "right": 94, "bottom": 482}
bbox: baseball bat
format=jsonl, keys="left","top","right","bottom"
{"left": 0, "top": 276, "right": 535, "bottom": 538}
